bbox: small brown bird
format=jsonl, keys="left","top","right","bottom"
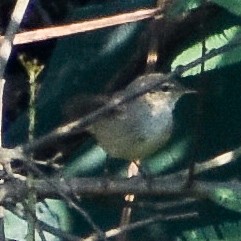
{"left": 88, "top": 72, "right": 195, "bottom": 241}
{"left": 89, "top": 73, "right": 194, "bottom": 161}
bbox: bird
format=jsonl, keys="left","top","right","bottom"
{"left": 87, "top": 72, "right": 196, "bottom": 241}
{"left": 88, "top": 72, "right": 195, "bottom": 162}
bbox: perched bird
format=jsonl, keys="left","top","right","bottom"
{"left": 87, "top": 72, "right": 196, "bottom": 241}
{"left": 88, "top": 72, "right": 195, "bottom": 161}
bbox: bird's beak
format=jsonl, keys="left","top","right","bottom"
{"left": 183, "top": 87, "right": 198, "bottom": 95}
{"left": 174, "top": 80, "right": 198, "bottom": 95}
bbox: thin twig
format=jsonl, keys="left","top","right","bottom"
{"left": 168, "top": 145, "right": 241, "bottom": 178}
{"left": 7, "top": 204, "right": 79, "bottom": 241}
{"left": 18, "top": 157, "right": 107, "bottom": 241}
{"left": 0, "top": 34, "right": 240, "bottom": 179}
{"left": 20, "top": 34, "right": 241, "bottom": 155}
{"left": 0, "top": 79, "right": 5, "bottom": 146}
{"left": 0, "top": 0, "right": 30, "bottom": 79}
{"left": 7, "top": 202, "right": 197, "bottom": 241}
{"left": 0, "top": 8, "right": 159, "bottom": 46}
{"left": 0, "top": 1, "right": 31, "bottom": 240}
{"left": 0, "top": 35, "right": 240, "bottom": 200}
{"left": 83, "top": 212, "right": 198, "bottom": 241}
{"left": 0, "top": 77, "right": 5, "bottom": 241}
{"left": 21, "top": 72, "right": 175, "bottom": 154}
{"left": 0, "top": 18, "right": 240, "bottom": 240}
{"left": 18, "top": 54, "right": 45, "bottom": 241}
{"left": 0, "top": 146, "right": 106, "bottom": 240}
{"left": 194, "top": 146, "right": 241, "bottom": 174}
{"left": 175, "top": 36, "right": 241, "bottom": 76}
{"left": 0, "top": 144, "right": 240, "bottom": 202}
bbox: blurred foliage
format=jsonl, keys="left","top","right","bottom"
{"left": 4, "top": 200, "right": 69, "bottom": 241}
{"left": 3, "top": 0, "right": 241, "bottom": 240}
{"left": 210, "top": 0, "right": 241, "bottom": 16}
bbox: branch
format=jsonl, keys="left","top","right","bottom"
{"left": 0, "top": 142, "right": 239, "bottom": 203}
{"left": 194, "top": 146, "right": 241, "bottom": 174}
{"left": 7, "top": 204, "right": 80, "bottom": 241}
{"left": 175, "top": 36, "right": 241, "bottom": 75}
{"left": 7, "top": 202, "right": 197, "bottom": 241}
{"left": 0, "top": 34, "right": 240, "bottom": 172}
{"left": 0, "top": 8, "right": 159, "bottom": 45}
{"left": 2, "top": 145, "right": 241, "bottom": 202}
{"left": 0, "top": 176, "right": 182, "bottom": 203}
{"left": 2, "top": 175, "right": 241, "bottom": 203}
{"left": 0, "top": 0, "right": 30, "bottom": 79}
{"left": 21, "top": 73, "right": 176, "bottom": 154}
{"left": 83, "top": 212, "right": 198, "bottom": 241}
{"left": 0, "top": 1, "right": 30, "bottom": 240}
{"left": 19, "top": 32, "right": 241, "bottom": 155}
{"left": 163, "top": 145, "right": 241, "bottom": 179}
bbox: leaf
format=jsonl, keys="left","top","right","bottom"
{"left": 64, "top": 140, "right": 107, "bottom": 177}
{"left": 5, "top": 200, "right": 69, "bottom": 241}
{"left": 172, "top": 26, "right": 241, "bottom": 76}
{"left": 210, "top": 0, "right": 241, "bottom": 17}
{"left": 194, "top": 181, "right": 241, "bottom": 213}
{"left": 179, "top": 220, "right": 241, "bottom": 241}
{"left": 172, "top": 25, "right": 241, "bottom": 77}
{"left": 167, "top": 0, "right": 202, "bottom": 17}
{"left": 143, "top": 135, "right": 192, "bottom": 175}
{"left": 208, "top": 187, "right": 241, "bottom": 213}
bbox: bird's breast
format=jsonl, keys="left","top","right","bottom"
{"left": 90, "top": 95, "right": 174, "bottom": 160}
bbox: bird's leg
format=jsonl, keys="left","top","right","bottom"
{"left": 116, "top": 160, "right": 140, "bottom": 241}
{"left": 125, "top": 160, "right": 140, "bottom": 202}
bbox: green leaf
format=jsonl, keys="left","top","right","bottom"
{"left": 167, "top": 0, "right": 202, "bottom": 17}
{"left": 194, "top": 181, "right": 241, "bottom": 213}
{"left": 179, "top": 220, "right": 241, "bottom": 241}
{"left": 210, "top": 0, "right": 241, "bottom": 16}
{"left": 172, "top": 25, "right": 241, "bottom": 76}
{"left": 64, "top": 140, "right": 107, "bottom": 177}
{"left": 143, "top": 135, "right": 192, "bottom": 175}
{"left": 208, "top": 187, "right": 241, "bottom": 213}
{"left": 5, "top": 200, "right": 69, "bottom": 241}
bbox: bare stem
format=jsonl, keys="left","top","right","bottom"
{"left": 0, "top": 8, "right": 159, "bottom": 46}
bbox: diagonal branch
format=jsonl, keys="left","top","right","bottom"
{"left": 0, "top": 8, "right": 160, "bottom": 46}
{"left": 18, "top": 34, "right": 241, "bottom": 155}
{"left": 0, "top": 0, "right": 30, "bottom": 79}
{"left": 83, "top": 212, "right": 198, "bottom": 241}
{"left": 0, "top": 1, "right": 31, "bottom": 240}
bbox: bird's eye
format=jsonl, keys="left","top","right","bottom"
{"left": 161, "top": 83, "right": 171, "bottom": 92}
